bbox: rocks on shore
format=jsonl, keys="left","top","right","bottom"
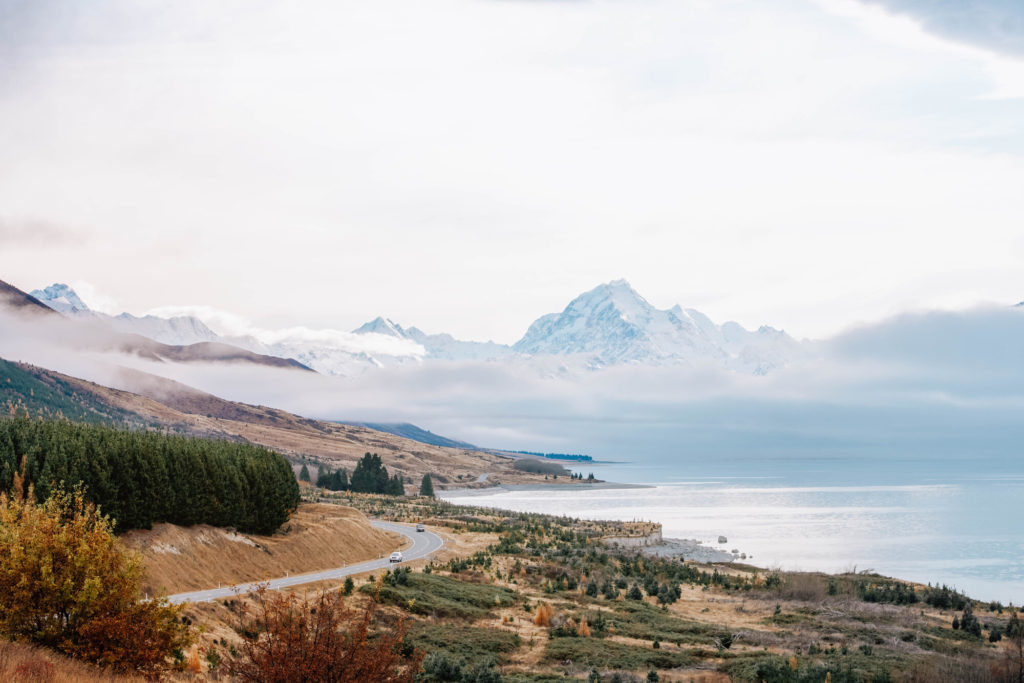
{"left": 639, "top": 538, "right": 737, "bottom": 563}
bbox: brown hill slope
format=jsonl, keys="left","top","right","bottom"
{"left": 0, "top": 278, "right": 58, "bottom": 315}
{"left": 11, "top": 360, "right": 511, "bottom": 486}
{"left": 123, "top": 503, "right": 400, "bottom": 595}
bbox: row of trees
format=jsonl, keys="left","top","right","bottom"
{"left": 0, "top": 418, "right": 300, "bottom": 534}
{"left": 314, "top": 453, "right": 406, "bottom": 495}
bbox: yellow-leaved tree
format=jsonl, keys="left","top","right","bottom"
{"left": 0, "top": 472, "right": 191, "bottom": 672}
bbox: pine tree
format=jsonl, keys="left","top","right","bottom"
{"left": 299, "top": 464, "right": 310, "bottom": 482}
{"left": 419, "top": 474, "right": 435, "bottom": 497}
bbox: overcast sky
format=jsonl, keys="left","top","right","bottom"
{"left": 1, "top": 0, "right": 1022, "bottom": 343}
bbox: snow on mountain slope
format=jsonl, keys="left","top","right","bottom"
{"left": 351, "top": 317, "right": 514, "bottom": 363}
{"left": 30, "top": 283, "right": 92, "bottom": 315}
{"left": 31, "top": 280, "right": 803, "bottom": 376}
{"left": 513, "top": 279, "right": 803, "bottom": 373}
{"left": 32, "top": 284, "right": 220, "bottom": 346}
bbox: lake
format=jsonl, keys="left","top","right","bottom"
{"left": 441, "top": 457, "right": 1024, "bottom": 604}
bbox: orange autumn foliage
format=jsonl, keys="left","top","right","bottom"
{"left": 533, "top": 603, "right": 554, "bottom": 627}
{"left": 186, "top": 649, "right": 203, "bottom": 673}
{"left": 0, "top": 473, "right": 190, "bottom": 673}
{"left": 578, "top": 618, "right": 591, "bottom": 637}
{"left": 225, "top": 586, "right": 423, "bottom": 683}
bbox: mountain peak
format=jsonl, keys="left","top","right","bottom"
{"left": 513, "top": 280, "right": 799, "bottom": 371}
{"left": 29, "top": 283, "right": 91, "bottom": 314}
{"left": 353, "top": 317, "right": 407, "bottom": 338}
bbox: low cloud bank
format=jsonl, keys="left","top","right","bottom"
{"left": 2, "top": 304, "right": 1022, "bottom": 473}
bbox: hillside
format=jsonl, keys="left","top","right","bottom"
{"left": 0, "top": 358, "right": 147, "bottom": 425}
{"left": 123, "top": 503, "right": 400, "bottom": 595}
{"left": 1, "top": 278, "right": 313, "bottom": 372}
{"left": 0, "top": 357, "right": 514, "bottom": 486}
{"left": 339, "top": 421, "right": 479, "bottom": 450}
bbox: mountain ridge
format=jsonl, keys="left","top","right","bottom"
{"left": 25, "top": 278, "right": 802, "bottom": 375}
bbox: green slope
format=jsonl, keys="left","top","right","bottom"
{"left": 0, "top": 357, "right": 143, "bottom": 426}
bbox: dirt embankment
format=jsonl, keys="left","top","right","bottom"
{"left": 124, "top": 504, "right": 401, "bottom": 596}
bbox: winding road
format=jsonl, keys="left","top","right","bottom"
{"left": 166, "top": 521, "right": 444, "bottom": 605}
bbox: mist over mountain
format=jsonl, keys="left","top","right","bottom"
{"left": 30, "top": 279, "right": 805, "bottom": 376}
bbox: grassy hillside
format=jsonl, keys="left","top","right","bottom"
{"left": 0, "top": 358, "right": 145, "bottom": 426}
{"left": 339, "top": 421, "right": 479, "bottom": 450}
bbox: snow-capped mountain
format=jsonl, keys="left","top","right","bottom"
{"left": 353, "top": 317, "right": 514, "bottom": 363}
{"left": 31, "top": 280, "right": 804, "bottom": 376}
{"left": 513, "top": 279, "right": 803, "bottom": 374}
{"left": 31, "top": 284, "right": 219, "bottom": 346}
{"left": 30, "top": 283, "right": 91, "bottom": 315}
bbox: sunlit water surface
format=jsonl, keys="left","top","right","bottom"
{"left": 442, "top": 460, "right": 1024, "bottom": 604}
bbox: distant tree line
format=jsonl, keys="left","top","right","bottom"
{"left": 0, "top": 418, "right": 300, "bottom": 534}
{"left": 317, "top": 453, "right": 405, "bottom": 495}
{"left": 509, "top": 450, "right": 593, "bottom": 462}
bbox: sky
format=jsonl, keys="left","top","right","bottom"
{"left": 1, "top": 0, "right": 1023, "bottom": 344}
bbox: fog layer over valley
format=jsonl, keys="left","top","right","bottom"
{"left": 4, "top": 285, "right": 1023, "bottom": 477}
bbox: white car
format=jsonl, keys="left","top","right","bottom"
{"left": 389, "top": 551, "right": 403, "bottom": 563}
{"left": 416, "top": 522, "right": 425, "bottom": 532}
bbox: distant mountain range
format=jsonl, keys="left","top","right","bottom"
{"left": 25, "top": 279, "right": 807, "bottom": 376}
{"left": 0, "top": 280, "right": 310, "bottom": 372}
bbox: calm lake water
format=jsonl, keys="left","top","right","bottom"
{"left": 442, "top": 458, "right": 1024, "bottom": 604}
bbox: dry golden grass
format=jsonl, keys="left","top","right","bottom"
{"left": 125, "top": 503, "right": 401, "bottom": 595}
{"left": 0, "top": 640, "right": 142, "bottom": 682}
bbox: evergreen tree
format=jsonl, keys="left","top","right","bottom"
{"left": 299, "top": 464, "right": 310, "bottom": 482}
{"left": 961, "top": 603, "right": 982, "bottom": 637}
{"left": 419, "top": 474, "right": 435, "bottom": 497}
{"left": 316, "top": 465, "right": 329, "bottom": 488}
{"left": 0, "top": 418, "right": 299, "bottom": 534}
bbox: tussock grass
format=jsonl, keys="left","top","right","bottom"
{"left": 364, "top": 572, "right": 519, "bottom": 620}
{"left": 408, "top": 623, "right": 521, "bottom": 663}
{"left": 0, "top": 640, "right": 141, "bottom": 682}
{"left": 543, "top": 636, "right": 693, "bottom": 669}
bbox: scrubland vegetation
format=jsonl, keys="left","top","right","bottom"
{"left": 1, "top": 417, "right": 1021, "bottom": 680}
{"left": 308, "top": 489, "right": 1024, "bottom": 682}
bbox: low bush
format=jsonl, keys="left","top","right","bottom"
{"left": 364, "top": 573, "right": 519, "bottom": 620}
{"left": 543, "top": 637, "right": 692, "bottom": 670}
{"left": 407, "top": 624, "right": 521, "bottom": 665}
{"left": 610, "top": 601, "right": 721, "bottom": 644}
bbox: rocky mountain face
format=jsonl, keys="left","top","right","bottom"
{"left": 28, "top": 280, "right": 805, "bottom": 376}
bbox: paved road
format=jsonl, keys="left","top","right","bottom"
{"left": 166, "top": 521, "right": 444, "bottom": 604}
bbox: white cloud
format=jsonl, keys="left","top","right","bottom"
{"left": 67, "top": 280, "right": 120, "bottom": 315}
{"left": 145, "top": 304, "right": 426, "bottom": 358}
{"left": 0, "top": 0, "right": 1022, "bottom": 343}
